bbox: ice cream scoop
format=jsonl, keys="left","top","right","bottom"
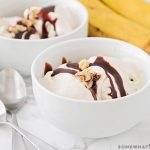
{"left": 40, "top": 56, "right": 143, "bottom": 101}
{"left": 0, "top": 5, "right": 77, "bottom": 39}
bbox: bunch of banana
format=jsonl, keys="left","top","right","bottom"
{"left": 89, "top": 24, "right": 111, "bottom": 37}
{"left": 101, "top": 0, "right": 150, "bottom": 29}
{"left": 80, "top": 0, "right": 150, "bottom": 54}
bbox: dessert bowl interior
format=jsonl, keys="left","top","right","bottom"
{"left": 32, "top": 38, "right": 150, "bottom": 85}
{"left": 0, "top": 0, "right": 87, "bottom": 37}
{"left": 31, "top": 38, "right": 150, "bottom": 138}
{"left": 0, "top": 0, "right": 88, "bottom": 76}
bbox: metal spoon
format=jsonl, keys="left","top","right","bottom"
{"left": 0, "top": 99, "right": 40, "bottom": 150}
{"left": 0, "top": 68, "right": 57, "bottom": 150}
{"left": 0, "top": 68, "right": 27, "bottom": 150}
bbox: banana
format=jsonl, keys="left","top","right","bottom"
{"left": 80, "top": 0, "right": 150, "bottom": 54}
{"left": 89, "top": 24, "right": 111, "bottom": 37}
{"left": 144, "top": 41, "right": 150, "bottom": 54}
{"left": 88, "top": 24, "right": 150, "bottom": 53}
{"left": 101, "top": 0, "right": 150, "bottom": 29}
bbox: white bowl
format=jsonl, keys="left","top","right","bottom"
{"left": 31, "top": 38, "right": 150, "bottom": 138}
{"left": 0, "top": 0, "right": 88, "bottom": 76}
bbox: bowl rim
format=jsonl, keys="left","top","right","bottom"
{"left": 0, "top": 0, "right": 88, "bottom": 43}
{"left": 31, "top": 37, "right": 150, "bottom": 103}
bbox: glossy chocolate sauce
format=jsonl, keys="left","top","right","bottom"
{"left": 15, "top": 31, "right": 25, "bottom": 39}
{"left": 66, "top": 63, "right": 80, "bottom": 70}
{"left": 62, "top": 57, "right": 68, "bottom": 64}
{"left": 37, "top": 5, "right": 56, "bottom": 39}
{"left": 15, "top": 5, "right": 56, "bottom": 39}
{"left": 44, "top": 62, "right": 53, "bottom": 75}
{"left": 90, "top": 57, "right": 126, "bottom": 98}
{"left": 14, "top": 27, "right": 36, "bottom": 39}
{"left": 41, "top": 5, "right": 55, "bottom": 12}
{"left": 106, "top": 72, "right": 117, "bottom": 98}
{"left": 38, "top": 11, "right": 50, "bottom": 39}
{"left": 42, "top": 5, "right": 57, "bottom": 29}
{"left": 24, "top": 27, "right": 36, "bottom": 39}
{"left": 51, "top": 68, "right": 77, "bottom": 77}
{"left": 90, "top": 80, "right": 97, "bottom": 100}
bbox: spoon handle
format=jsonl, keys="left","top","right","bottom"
{"left": 0, "top": 121, "right": 40, "bottom": 150}
{"left": 11, "top": 113, "right": 28, "bottom": 150}
{"left": 11, "top": 113, "right": 57, "bottom": 150}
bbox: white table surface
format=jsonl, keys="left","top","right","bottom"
{"left": 0, "top": 78, "right": 150, "bottom": 150}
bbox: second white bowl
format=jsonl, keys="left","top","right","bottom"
{"left": 0, "top": 0, "right": 88, "bottom": 76}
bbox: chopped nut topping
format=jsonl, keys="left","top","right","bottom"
{"left": 8, "top": 25, "right": 27, "bottom": 33}
{"left": 16, "top": 25, "right": 26, "bottom": 31}
{"left": 75, "top": 68, "right": 100, "bottom": 88}
{"left": 79, "top": 59, "right": 90, "bottom": 70}
{"left": 21, "top": 18, "right": 36, "bottom": 27}
{"left": 24, "top": 7, "right": 41, "bottom": 20}
{"left": 7, "top": 7, "right": 41, "bottom": 34}
{"left": 31, "top": 9, "right": 40, "bottom": 18}
{"left": 8, "top": 8, "right": 39, "bottom": 34}
{"left": 8, "top": 26, "right": 18, "bottom": 33}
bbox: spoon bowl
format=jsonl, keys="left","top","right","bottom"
{"left": 0, "top": 68, "right": 26, "bottom": 111}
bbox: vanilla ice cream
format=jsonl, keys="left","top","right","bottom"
{"left": 0, "top": 5, "right": 77, "bottom": 39}
{"left": 40, "top": 56, "right": 143, "bottom": 101}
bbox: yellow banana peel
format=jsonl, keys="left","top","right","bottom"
{"left": 89, "top": 24, "right": 111, "bottom": 37}
{"left": 80, "top": 0, "right": 150, "bottom": 54}
{"left": 101, "top": 0, "right": 150, "bottom": 29}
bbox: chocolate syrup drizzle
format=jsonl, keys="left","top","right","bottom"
{"left": 14, "top": 5, "right": 56, "bottom": 39}
{"left": 90, "top": 57, "right": 126, "bottom": 98}
{"left": 62, "top": 57, "right": 68, "bottom": 64}
{"left": 14, "top": 27, "right": 36, "bottom": 39}
{"left": 15, "top": 31, "right": 24, "bottom": 39}
{"left": 44, "top": 62, "right": 53, "bottom": 75}
{"left": 44, "top": 56, "right": 126, "bottom": 100}
{"left": 37, "top": 5, "right": 56, "bottom": 39}
{"left": 66, "top": 63, "right": 80, "bottom": 70}
{"left": 41, "top": 5, "right": 55, "bottom": 12}
{"left": 89, "top": 80, "right": 97, "bottom": 100}
{"left": 106, "top": 73, "right": 117, "bottom": 98}
{"left": 25, "top": 27, "right": 36, "bottom": 39}
{"left": 51, "top": 68, "right": 77, "bottom": 77}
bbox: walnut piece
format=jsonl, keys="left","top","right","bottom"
{"left": 79, "top": 59, "right": 90, "bottom": 70}
{"left": 8, "top": 7, "right": 39, "bottom": 33}
{"left": 8, "top": 25, "right": 27, "bottom": 33}
{"left": 24, "top": 7, "right": 41, "bottom": 20}
{"left": 75, "top": 68, "right": 100, "bottom": 88}
{"left": 21, "top": 18, "right": 36, "bottom": 27}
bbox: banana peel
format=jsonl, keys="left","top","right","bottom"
{"left": 101, "top": 0, "right": 150, "bottom": 29}
{"left": 89, "top": 24, "right": 111, "bottom": 37}
{"left": 80, "top": 0, "right": 150, "bottom": 54}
